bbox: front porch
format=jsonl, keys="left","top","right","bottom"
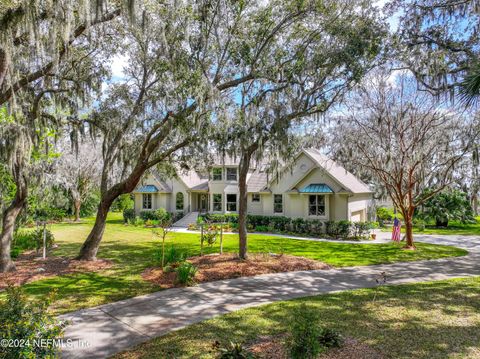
{"left": 189, "top": 191, "right": 209, "bottom": 213}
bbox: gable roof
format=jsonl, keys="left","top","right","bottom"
{"left": 247, "top": 171, "right": 269, "bottom": 193}
{"left": 303, "top": 148, "right": 372, "bottom": 194}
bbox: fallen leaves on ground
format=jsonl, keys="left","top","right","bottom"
{"left": 142, "top": 253, "right": 331, "bottom": 289}
{"left": 0, "top": 251, "right": 113, "bottom": 289}
{"left": 248, "top": 335, "right": 384, "bottom": 359}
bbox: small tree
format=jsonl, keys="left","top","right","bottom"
{"left": 332, "top": 72, "right": 479, "bottom": 248}
{"left": 422, "top": 190, "right": 475, "bottom": 227}
{"left": 152, "top": 208, "right": 172, "bottom": 269}
{"left": 0, "top": 286, "right": 64, "bottom": 358}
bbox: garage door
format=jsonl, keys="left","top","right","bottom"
{"left": 350, "top": 210, "right": 362, "bottom": 222}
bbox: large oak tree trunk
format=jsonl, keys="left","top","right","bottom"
{"left": 75, "top": 196, "right": 114, "bottom": 260}
{"left": 238, "top": 152, "right": 251, "bottom": 260}
{"left": 74, "top": 200, "right": 81, "bottom": 222}
{"left": 76, "top": 164, "right": 146, "bottom": 261}
{"left": 0, "top": 174, "right": 28, "bottom": 273}
{"left": 0, "top": 48, "right": 7, "bottom": 89}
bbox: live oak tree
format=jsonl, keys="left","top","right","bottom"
{"left": 391, "top": 0, "right": 480, "bottom": 214}
{"left": 391, "top": 0, "right": 480, "bottom": 99}
{"left": 213, "top": 0, "right": 385, "bottom": 259}
{"left": 75, "top": 0, "right": 385, "bottom": 261}
{"left": 53, "top": 139, "right": 102, "bottom": 221}
{"left": 332, "top": 72, "right": 479, "bottom": 248}
{"left": 0, "top": 0, "right": 123, "bottom": 272}
{"left": 74, "top": 6, "right": 214, "bottom": 260}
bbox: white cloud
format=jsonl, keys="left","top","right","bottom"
{"left": 110, "top": 54, "right": 129, "bottom": 79}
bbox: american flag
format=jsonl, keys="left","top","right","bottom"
{"left": 392, "top": 217, "right": 401, "bottom": 242}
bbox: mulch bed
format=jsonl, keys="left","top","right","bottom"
{"left": 0, "top": 250, "right": 113, "bottom": 289}
{"left": 142, "top": 253, "right": 331, "bottom": 289}
{"left": 248, "top": 335, "right": 384, "bottom": 359}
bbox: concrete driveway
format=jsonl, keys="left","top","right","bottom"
{"left": 60, "top": 233, "right": 480, "bottom": 358}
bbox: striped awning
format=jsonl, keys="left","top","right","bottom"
{"left": 298, "top": 183, "right": 334, "bottom": 193}
{"left": 136, "top": 185, "right": 159, "bottom": 193}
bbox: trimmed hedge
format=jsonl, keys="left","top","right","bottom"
{"left": 198, "top": 213, "right": 374, "bottom": 239}
{"left": 125, "top": 209, "right": 184, "bottom": 225}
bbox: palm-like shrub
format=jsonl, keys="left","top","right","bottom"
{"left": 422, "top": 190, "right": 475, "bottom": 227}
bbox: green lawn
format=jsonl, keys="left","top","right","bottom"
{"left": 114, "top": 277, "right": 480, "bottom": 359}
{"left": 382, "top": 216, "right": 480, "bottom": 236}
{"left": 1, "top": 213, "right": 468, "bottom": 314}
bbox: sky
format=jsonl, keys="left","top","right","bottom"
{"left": 106, "top": 1, "right": 400, "bottom": 85}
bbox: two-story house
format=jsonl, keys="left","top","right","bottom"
{"left": 132, "top": 148, "right": 373, "bottom": 224}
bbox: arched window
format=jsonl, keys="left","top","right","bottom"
{"left": 176, "top": 192, "right": 184, "bottom": 211}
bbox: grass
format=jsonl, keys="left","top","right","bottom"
{"left": 1, "top": 213, "right": 468, "bottom": 314}
{"left": 382, "top": 216, "right": 480, "bottom": 236}
{"left": 114, "top": 276, "right": 480, "bottom": 359}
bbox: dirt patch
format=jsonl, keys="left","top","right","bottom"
{"left": 142, "top": 253, "right": 330, "bottom": 289}
{"left": 248, "top": 335, "right": 384, "bottom": 359}
{"left": 0, "top": 251, "right": 113, "bottom": 289}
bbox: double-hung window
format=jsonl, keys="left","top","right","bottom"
{"left": 213, "top": 194, "right": 222, "bottom": 211}
{"left": 212, "top": 168, "right": 222, "bottom": 181}
{"left": 252, "top": 193, "right": 261, "bottom": 202}
{"left": 226, "top": 168, "right": 237, "bottom": 181}
{"left": 142, "top": 193, "right": 152, "bottom": 209}
{"left": 273, "top": 194, "right": 283, "bottom": 213}
{"left": 309, "top": 195, "right": 325, "bottom": 216}
{"left": 226, "top": 194, "right": 237, "bottom": 212}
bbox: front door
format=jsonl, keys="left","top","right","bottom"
{"left": 199, "top": 194, "right": 208, "bottom": 212}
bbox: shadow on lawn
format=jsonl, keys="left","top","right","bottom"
{"left": 120, "top": 278, "right": 480, "bottom": 359}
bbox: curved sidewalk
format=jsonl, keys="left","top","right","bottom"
{"left": 60, "top": 234, "right": 480, "bottom": 359}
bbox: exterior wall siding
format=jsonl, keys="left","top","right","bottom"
{"left": 132, "top": 152, "right": 372, "bottom": 222}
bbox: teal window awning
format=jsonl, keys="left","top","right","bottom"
{"left": 136, "top": 185, "right": 159, "bottom": 193}
{"left": 298, "top": 183, "right": 334, "bottom": 193}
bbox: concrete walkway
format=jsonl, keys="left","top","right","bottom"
{"left": 60, "top": 234, "right": 480, "bottom": 358}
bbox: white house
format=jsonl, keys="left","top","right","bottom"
{"left": 132, "top": 148, "right": 373, "bottom": 223}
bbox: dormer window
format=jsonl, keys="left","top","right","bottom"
{"left": 226, "top": 168, "right": 237, "bottom": 181}
{"left": 212, "top": 167, "right": 222, "bottom": 181}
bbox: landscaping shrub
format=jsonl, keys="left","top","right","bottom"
{"left": 12, "top": 228, "right": 55, "bottom": 254}
{"left": 133, "top": 218, "right": 145, "bottom": 226}
{"left": 421, "top": 189, "right": 475, "bottom": 227}
{"left": 10, "top": 247, "right": 21, "bottom": 259}
{"left": 175, "top": 261, "right": 198, "bottom": 285}
{"left": 286, "top": 303, "right": 322, "bottom": 359}
{"left": 0, "top": 286, "right": 65, "bottom": 359}
{"left": 123, "top": 208, "right": 136, "bottom": 223}
{"left": 254, "top": 225, "right": 269, "bottom": 232}
{"left": 188, "top": 223, "right": 198, "bottom": 230}
{"left": 111, "top": 194, "right": 134, "bottom": 212}
{"left": 31, "top": 227, "right": 55, "bottom": 251}
{"left": 139, "top": 210, "right": 158, "bottom": 221}
{"left": 153, "top": 245, "right": 188, "bottom": 267}
{"left": 164, "top": 246, "right": 188, "bottom": 265}
{"left": 376, "top": 207, "right": 394, "bottom": 227}
{"left": 325, "top": 220, "right": 350, "bottom": 239}
{"left": 214, "top": 341, "right": 255, "bottom": 359}
{"left": 352, "top": 222, "right": 372, "bottom": 240}
{"left": 318, "top": 327, "right": 342, "bottom": 349}
{"left": 12, "top": 230, "right": 38, "bottom": 251}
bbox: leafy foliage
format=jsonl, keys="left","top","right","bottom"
{"left": 214, "top": 341, "right": 255, "bottom": 359}
{"left": 421, "top": 190, "right": 476, "bottom": 227}
{"left": 123, "top": 209, "right": 136, "bottom": 224}
{"left": 175, "top": 261, "right": 198, "bottom": 285}
{"left": 111, "top": 194, "right": 134, "bottom": 212}
{"left": 286, "top": 303, "right": 322, "bottom": 359}
{"left": 0, "top": 286, "right": 65, "bottom": 359}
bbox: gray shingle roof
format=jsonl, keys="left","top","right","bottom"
{"left": 303, "top": 148, "right": 372, "bottom": 194}
{"left": 247, "top": 171, "right": 268, "bottom": 193}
